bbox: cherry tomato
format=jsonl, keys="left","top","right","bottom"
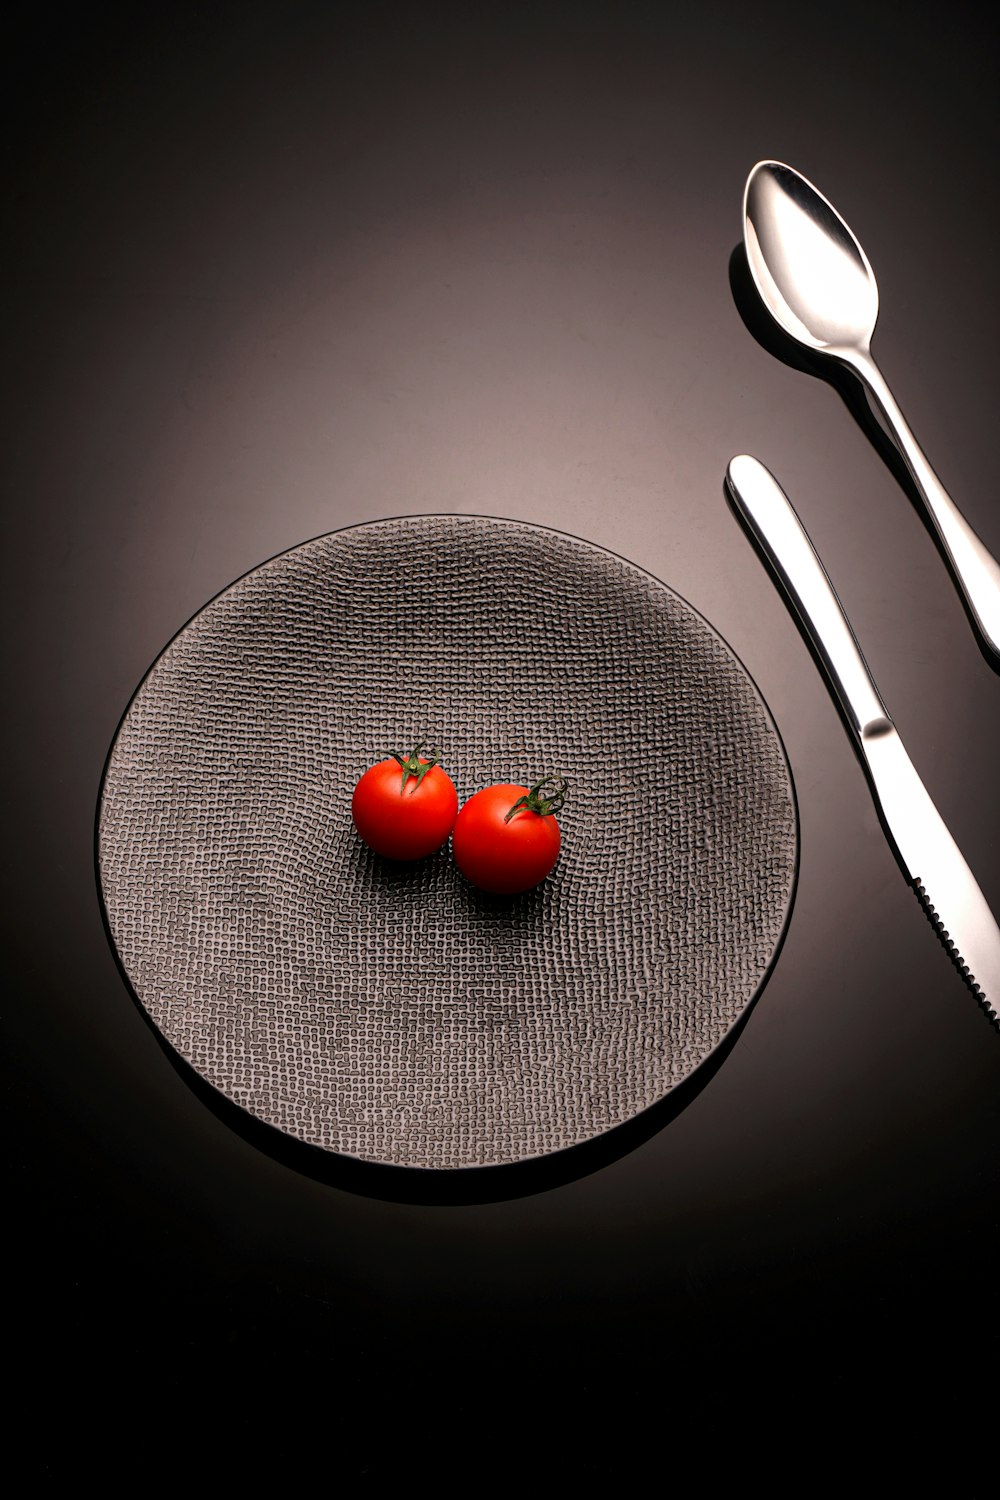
{"left": 352, "top": 742, "right": 458, "bottom": 860}
{"left": 451, "top": 776, "right": 568, "bottom": 894}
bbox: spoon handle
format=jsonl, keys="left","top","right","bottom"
{"left": 846, "top": 347, "right": 1000, "bottom": 659}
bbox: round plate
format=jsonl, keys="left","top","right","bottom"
{"left": 98, "top": 515, "right": 798, "bottom": 1169}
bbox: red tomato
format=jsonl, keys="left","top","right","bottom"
{"left": 451, "top": 776, "right": 568, "bottom": 894}
{"left": 352, "top": 743, "right": 458, "bottom": 860}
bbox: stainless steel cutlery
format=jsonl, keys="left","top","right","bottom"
{"left": 743, "top": 159, "right": 1000, "bottom": 661}
{"left": 726, "top": 453, "right": 999, "bottom": 1027}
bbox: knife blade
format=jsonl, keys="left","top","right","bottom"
{"left": 725, "top": 452, "right": 999, "bottom": 1028}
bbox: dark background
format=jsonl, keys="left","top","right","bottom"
{"left": 5, "top": 1, "right": 998, "bottom": 1482}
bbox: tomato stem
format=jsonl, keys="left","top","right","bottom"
{"left": 504, "top": 775, "right": 568, "bottom": 823}
{"left": 390, "top": 741, "right": 439, "bottom": 793}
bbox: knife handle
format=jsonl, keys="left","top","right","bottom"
{"left": 725, "top": 454, "right": 888, "bottom": 739}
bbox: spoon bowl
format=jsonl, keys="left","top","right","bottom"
{"left": 743, "top": 161, "right": 879, "bottom": 353}
{"left": 741, "top": 158, "right": 1000, "bottom": 662}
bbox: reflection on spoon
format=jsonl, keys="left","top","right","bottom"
{"left": 743, "top": 159, "right": 1000, "bottom": 662}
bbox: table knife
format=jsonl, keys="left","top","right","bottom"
{"left": 725, "top": 453, "right": 999, "bottom": 1028}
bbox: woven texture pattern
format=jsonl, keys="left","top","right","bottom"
{"left": 99, "top": 516, "right": 797, "bottom": 1167}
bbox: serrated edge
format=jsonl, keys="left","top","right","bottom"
{"left": 913, "top": 878, "right": 1000, "bottom": 1030}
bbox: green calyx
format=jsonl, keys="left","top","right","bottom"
{"left": 391, "top": 741, "right": 439, "bottom": 793}
{"left": 504, "top": 775, "right": 569, "bottom": 823}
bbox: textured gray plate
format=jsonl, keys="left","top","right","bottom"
{"left": 98, "top": 515, "right": 798, "bottom": 1169}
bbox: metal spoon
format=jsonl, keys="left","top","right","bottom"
{"left": 743, "top": 159, "right": 1000, "bottom": 660}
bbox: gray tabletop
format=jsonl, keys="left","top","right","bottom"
{"left": 5, "top": 0, "right": 998, "bottom": 1484}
